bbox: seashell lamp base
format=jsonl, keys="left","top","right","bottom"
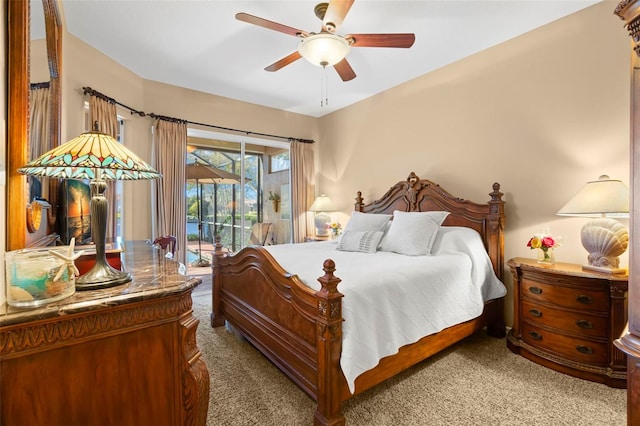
{"left": 580, "top": 218, "right": 629, "bottom": 274}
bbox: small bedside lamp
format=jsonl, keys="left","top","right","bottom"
{"left": 557, "top": 175, "right": 629, "bottom": 274}
{"left": 309, "top": 194, "right": 336, "bottom": 237}
{"left": 18, "top": 128, "right": 162, "bottom": 289}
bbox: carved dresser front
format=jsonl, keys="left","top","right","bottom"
{"left": 0, "top": 241, "right": 210, "bottom": 426}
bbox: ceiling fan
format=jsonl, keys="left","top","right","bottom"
{"left": 236, "top": 0, "right": 415, "bottom": 82}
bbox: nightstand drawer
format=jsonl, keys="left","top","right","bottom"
{"left": 521, "top": 323, "right": 608, "bottom": 365}
{"left": 521, "top": 300, "right": 608, "bottom": 338}
{"left": 521, "top": 278, "right": 608, "bottom": 312}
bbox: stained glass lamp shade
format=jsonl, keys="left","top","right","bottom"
{"left": 18, "top": 130, "right": 162, "bottom": 290}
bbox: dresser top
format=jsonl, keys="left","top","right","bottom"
{"left": 508, "top": 257, "right": 628, "bottom": 282}
{"left": 1, "top": 241, "right": 202, "bottom": 326}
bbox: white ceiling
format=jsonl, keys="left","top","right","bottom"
{"left": 51, "top": 1, "right": 600, "bottom": 118}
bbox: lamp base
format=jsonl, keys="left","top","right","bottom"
{"left": 580, "top": 218, "right": 629, "bottom": 276}
{"left": 582, "top": 264, "right": 627, "bottom": 275}
{"left": 75, "top": 262, "right": 132, "bottom": 290}
{"left": 314, "top": 212, "right": 331, "bottom": 237}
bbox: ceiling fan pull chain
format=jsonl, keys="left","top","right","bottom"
{"left": 325, "top": 66, "right": 329, "bottom": 107}
{"left": 321, "top": 66, "right": 329, "bottom": 107}
{"left": 320, "top": 68, "right": 323, "bottom": 107}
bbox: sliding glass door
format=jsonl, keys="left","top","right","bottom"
{"left": 185, "top": 129, "right": 291, "bottom": 260}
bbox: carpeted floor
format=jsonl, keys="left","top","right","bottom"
{"left": 190, "top": 282, "right": 626, "bottom": 426}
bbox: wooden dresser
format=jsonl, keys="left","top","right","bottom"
{"left": 0, "top": 241, "right": 210, "bottom": 426}
{"left": 507, "top": 257, "right": 628, "bottom": 388}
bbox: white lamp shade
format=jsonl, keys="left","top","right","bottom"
{"left": 298, "top": 33, "right": 351, "bottom": 67}
{"left": 309, "top": 194, "right": 336, "bottom": 212}
{"left": 557, "top": 175, "right": 630, "bottom": 274}
{"left": 557, "top": 175, "right": 629, "bottom": 218}
{"left": 309, "top": 194, "right": 335, "bottom": 237}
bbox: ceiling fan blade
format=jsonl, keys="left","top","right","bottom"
{"left": 347, "top": 33, "right": 416, "bottom": 48}
{"left": 334, "top": 58, "right": 356, "bottom": 82}
{"left": 236, "top": 12, "right": 307, "bottom": 37}
{"left": 265, "top": 51, "right": 302, "bottom": 72}
{"left": 323, "top": 0, "right": 355, "bottom": 32}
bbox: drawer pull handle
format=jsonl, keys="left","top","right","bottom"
{"left": 528, "top": 309, "right": 542, "bottom": 317}
{"left": 576, "top": 320, "right": 593, "bottom": 329}
{"left": 529, "top": 287, "right": 543, "bottom": 295}
{"left": 576, "top": 345, "right": 593, "bottom": 355}
{"left": 576, "top": 295, "right": 593, "bottom": 304}
{"left": 528, "top": 331, "right": 542, "bottom": 341}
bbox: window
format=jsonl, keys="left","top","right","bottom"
{"left": 269, "top": 150, "right": 289, "bottom": 173}
{"left": 185, "top": 129, "right": 292, "bottom": 263}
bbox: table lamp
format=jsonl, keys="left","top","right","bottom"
{"left": 18, "top": 129, "right": 162, "bottom": 290}
{"left": 309, "top": 194, "right": 336, "bottom": 237}
{"left": 557, "top": 175, "right": 629, "bottom": 274}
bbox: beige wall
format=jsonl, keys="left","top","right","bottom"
{"left": 316, "top": 1, "right": 630, "bottom": 324}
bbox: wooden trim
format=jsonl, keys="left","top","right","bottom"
{"left": 7, "top": 0, "right": 29, "bottom": 250}
{"left": 7, "top": 0, "right": 62, "bottom": 250}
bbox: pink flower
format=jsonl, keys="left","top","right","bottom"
{"left": 541, "top": 236, "right": 555, "bottom": 249}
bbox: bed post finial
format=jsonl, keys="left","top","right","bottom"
{"left": 315, "top": 259, "right": 345, "bottom": 426}
{"left": 211, "top": 235, "right": 226, "bottom": 328}
{"left": 354, "top": 191, "right": 364, "bottom": 212}
{"left": 405, "top": 172, "right": 425, "bottom": 211}
{"left": 213, "top": 235, "right": 223, "bottom": 254}
{"left": 487, "top": 182, "right": 505, "bottom": 280}
{"left": 490, "top": 182, "right": 503, "bottom": 203}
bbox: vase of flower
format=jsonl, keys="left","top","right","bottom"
{"left": 537, "top": 247, "right": 555, "bottom": 265}
{"left": 330, "top": 223, "right": 342, "bottom": 238}
{"left": 527, "top": 230, "right": 559, "bottom": 265}
{"left": 268, "top": 191, "right": 280, "bottom": 213}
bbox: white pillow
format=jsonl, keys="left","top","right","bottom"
{"left": 336, "top": 230, "right": 384, "bottom": 253}
{"left": 342, "top": 211, "right": 392, "bottom": 233}
{"left": 379, "top": 210, "right": 450, "bottom": 256}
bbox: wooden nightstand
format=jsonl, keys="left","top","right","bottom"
{"left": 507, "top": 257, "right": 628, "bottom": 388}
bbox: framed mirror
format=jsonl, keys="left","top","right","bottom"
{"left": 7, "top": 0, "right": 62, "bottom": 250}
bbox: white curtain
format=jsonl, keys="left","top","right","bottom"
{"left": 29, "top": 85, "right": 50, "bottom": 159}
{"left": 152, "top": 119, "right": 187, "bottom": 265}
{"left": 290, "top": 141, "right": 315, "bottom": 243}
{"left": 29, "top": 85, "right": 51, "bottom": 202}
{"left": 89, "top": 95, "right": 119, "bottom": 243}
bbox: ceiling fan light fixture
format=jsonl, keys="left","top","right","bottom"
{"left": 298, "top": 33, "right": 351, "bottom": 67}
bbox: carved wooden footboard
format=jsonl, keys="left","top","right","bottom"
{"left": 211, "top": 173, "right": 506, "bottom": 426}
{"left": 211, "top": 245, "right": 346, "bottom": 423}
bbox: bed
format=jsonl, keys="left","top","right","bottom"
{"left": 211, "top": 172, "right": 506, "bottom": 425}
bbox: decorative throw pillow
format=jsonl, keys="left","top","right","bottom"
{"left": 342, "top": 211, "right": 392, "bottom": 233}
{"left": 379, "top": 210, "right": 450, "bottom": 256}
{"left": 336, "top": 230, "right": 384, "bottom": 253}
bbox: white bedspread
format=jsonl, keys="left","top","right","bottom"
{"left": 264, "top": 227, "right": 506, "bottom": 393}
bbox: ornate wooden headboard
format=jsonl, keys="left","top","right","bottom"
{"left": 354, "top": 172, "right": 506, "bottom": 279}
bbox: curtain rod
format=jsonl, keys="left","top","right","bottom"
{"left": 148, "top": 113, "right": 315, "bottom": 144}
{"left": 31, "top": 82, "right": 50, "bottom": 90}
{"left": 83, "top": 86, "right": 146, "bottom": 117}
{"left": 81, "top": 86, "right": 315, "bottom": 144}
